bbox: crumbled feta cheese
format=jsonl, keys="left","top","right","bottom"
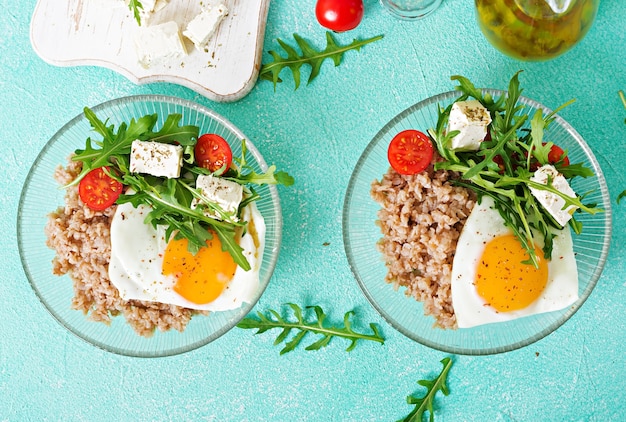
{"left": 129, "top": 140, "right": 183, "bottom": 178}
{"left": 133, "top": 21, "right": 187, "bottom": 68}
{"left": 447, "top": 100, "right": 492, "bottom": 150}
{"left": 529, "top": 164, "right": 579, "bottom": 226}
{"left": 183, "top": 4, "right": 229, "bottom": 52}
{"left": 192, "top": 174, "right": 243, "bottom": 221}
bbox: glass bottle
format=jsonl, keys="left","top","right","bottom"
{"left": 475, "top": 0, "right": 600, "bottom": 61}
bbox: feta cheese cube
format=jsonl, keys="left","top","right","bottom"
{"left": 133, "top": 21, "right": 187, "bottom": 68}
{"left": 192, "top": 174, "right": 243, "bottom": 220}
{"left": 447, "top": 100, "right": 492, "bottom": 150}
{"left": 183, "top": 4, "right": 229, "bottom": 52}
{"left": 122, "top": 0, "right": 169, "bottom": 17}
{"left": 529, "top": 164, "right": 578, "bottom": 226}
{"left": 129, "top": 140, "right": 183, "bottom": 178}
{"left": 139, "top": 0, "right": 169, "bottom": 13}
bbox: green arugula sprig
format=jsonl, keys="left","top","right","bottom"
{"left": 70, "top": 108, "right": 198, "bottom": 187}
{"left": 69, "top": 107, "right": 293, "bottom": 269}
{"left": 398, "top": 358, "right": 453, "bottom": 422}
{"left": 429, "top": 72, "right": 601, "bottom": 267}
{"left": 237, "top": 303, "right": 384, "bottom": 354}
{"left": 128, "top": 0, "right": 144, "bottom": 26}
{"left": 259, "top": 32, "right": 383, "bottom": 90}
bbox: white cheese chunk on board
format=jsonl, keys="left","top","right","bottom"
{"left": 30, "top": 0, "right": 271, "bottom": 102}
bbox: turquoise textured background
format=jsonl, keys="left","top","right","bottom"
{"left": 2, "top": 0, "right": 626, "bottom": 420}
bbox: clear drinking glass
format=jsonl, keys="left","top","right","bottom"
{"left": 475, "top": 0, "right": 600, "bottom": 60}
{"left": 380, "top": 0, "right": 443, "bottom": 19}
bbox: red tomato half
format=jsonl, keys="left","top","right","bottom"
{"left": 387, "top": 130, "right": 434, "bottom": 175}
{"left": 547, "top": 144, "right": 570, "bottom": 166}
{"left": 195, "top": 134, "right": 233, "bottom": 173}
{"left": 78, "top": 167, "right": 123, "bottom": 211}
{"left": 315, "top": 0, "right": 364, "bottom": 32}
{"left": 529, "top": 143, "right": 570, "bottom": 171}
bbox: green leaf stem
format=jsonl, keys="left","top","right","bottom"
{"left": 237, "top": 303, "right": 384, "bottom": 354}
{"left": 398, "top": 358, "right": 453, "bottom": 422}
{"left": 259, "top": 32, "right": 383, "bottom": 90}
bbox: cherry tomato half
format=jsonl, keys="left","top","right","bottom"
{"left": 387, "top": 130, "right": 434, "bottom": 175}
{"left": 78, "top": 167, "right": 123, "bottom": 211}
{"left": 529, "top": 143, "right": 570, "bottom": 171}
{"left": 195, "top": 134, "right": 233, "bottom": 173}
{"left": 315, "top": 0, "right": 364, "bottom": 32}
{"left": 547, "top": 144, "right": 570, "bottom": 166}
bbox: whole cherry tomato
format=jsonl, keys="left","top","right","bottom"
{"left": 315, "top": 0, "right": 364, "bottom": 32}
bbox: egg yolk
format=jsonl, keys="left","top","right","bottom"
{"left": 162, "top": 235, "right": 237, "bottom": 305}
{"left": 474, "top": 234, "right": 548, "bottom": 312}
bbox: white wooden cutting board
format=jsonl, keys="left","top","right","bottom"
{"left": 30, "top": 0, "right": 270, "bottom": 102}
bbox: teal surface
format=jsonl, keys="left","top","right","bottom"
{"left": 2, "top": 0, "right": 625, "bottom": 420}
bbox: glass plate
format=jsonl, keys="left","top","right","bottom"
{"left": 343, "top": 90, "right": 612, "bottom": 355}
{"left": 17, "top": 95, "right": 282, "bottom": 357}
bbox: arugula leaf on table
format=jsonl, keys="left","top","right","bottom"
{"left": 429, "top": 73, "right": 602, "bottom": 267}
{"left": 398, "top": 358, "right": 453, "bottom": 422}
{"left": 259, "top": 32, "right": 383, "bottom": 90}
{"left": 237, "top": 303, "right": 384, "bottom": 354}
{"left": 128, "top": 0, "right": 144, "bottom": 26}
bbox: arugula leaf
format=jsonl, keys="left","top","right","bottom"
{"left": 259, "top": 32, "right": 383, "bottom": 90}
{"left": 128, "top": 0, "right": 143, "bottom": 26}
{"left": 228, "top": 140, "right": 295, "bottom": 187}
{"left": 68, "top": 107, "right": 293, "bottom": 269}
{"left": 116, "top": 175, "right": 250, "bottom": 268}
{"left": 237, "top": 303, "right": 385, "bottom": 354}
{"left": 618, "top": 190, "right": 626, "bottom": 204}
{"left": 430, "top": 73, "right": 602, "bottom": 267}
{"left": 398, "top": 358, "right": 453, "bottom": 422}
{"left": 70, "top": 108, "right": 197, "bottom": 186}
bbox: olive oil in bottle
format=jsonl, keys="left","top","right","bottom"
{"left": 475, "top": 0, "right": 599, "bottom": 60}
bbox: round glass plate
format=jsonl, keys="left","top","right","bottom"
{"left": 17, "top": 95, "right": 282, "bottom": 357}
{"left": 343, "top": 90, "right": 612, "bottom": 355}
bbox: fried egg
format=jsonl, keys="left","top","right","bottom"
{"left": 451, "top": 196, "right": 578, "bottom": 328}
{"left": 108, "top": 201, "right": 265, "bottom": 311}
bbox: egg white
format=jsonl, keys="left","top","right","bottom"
{"left": 108, "top": 201, "right": 265, "bottom": 311}
{"left": 451, "top": 196, "right": 579, "bottom": 328}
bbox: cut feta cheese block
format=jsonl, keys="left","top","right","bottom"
{"left": 183, "top": 4, "right": 229, "bottom": 52}
{"left": 129, "top": 140, "right": 183, "bottom": 178}
{"left": 447, "top": 100, "right": 492, "bottom": 150}
{"left": 529, "top": 164, "right": 578, "bottom": 226}
{"left": 135, "top": 0, "right": 170, "bottom": 24}
{"left": 133, "top": 21, "right": 187, "bottom": 68}
{"left": 137, "top": 0, "right": 169, "bottom": 13}
{"left": 124, "top": 0, "right": 169, "bottom": 23}
{"left": 192, "top": 174, "right": 243, "bottom": 221}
